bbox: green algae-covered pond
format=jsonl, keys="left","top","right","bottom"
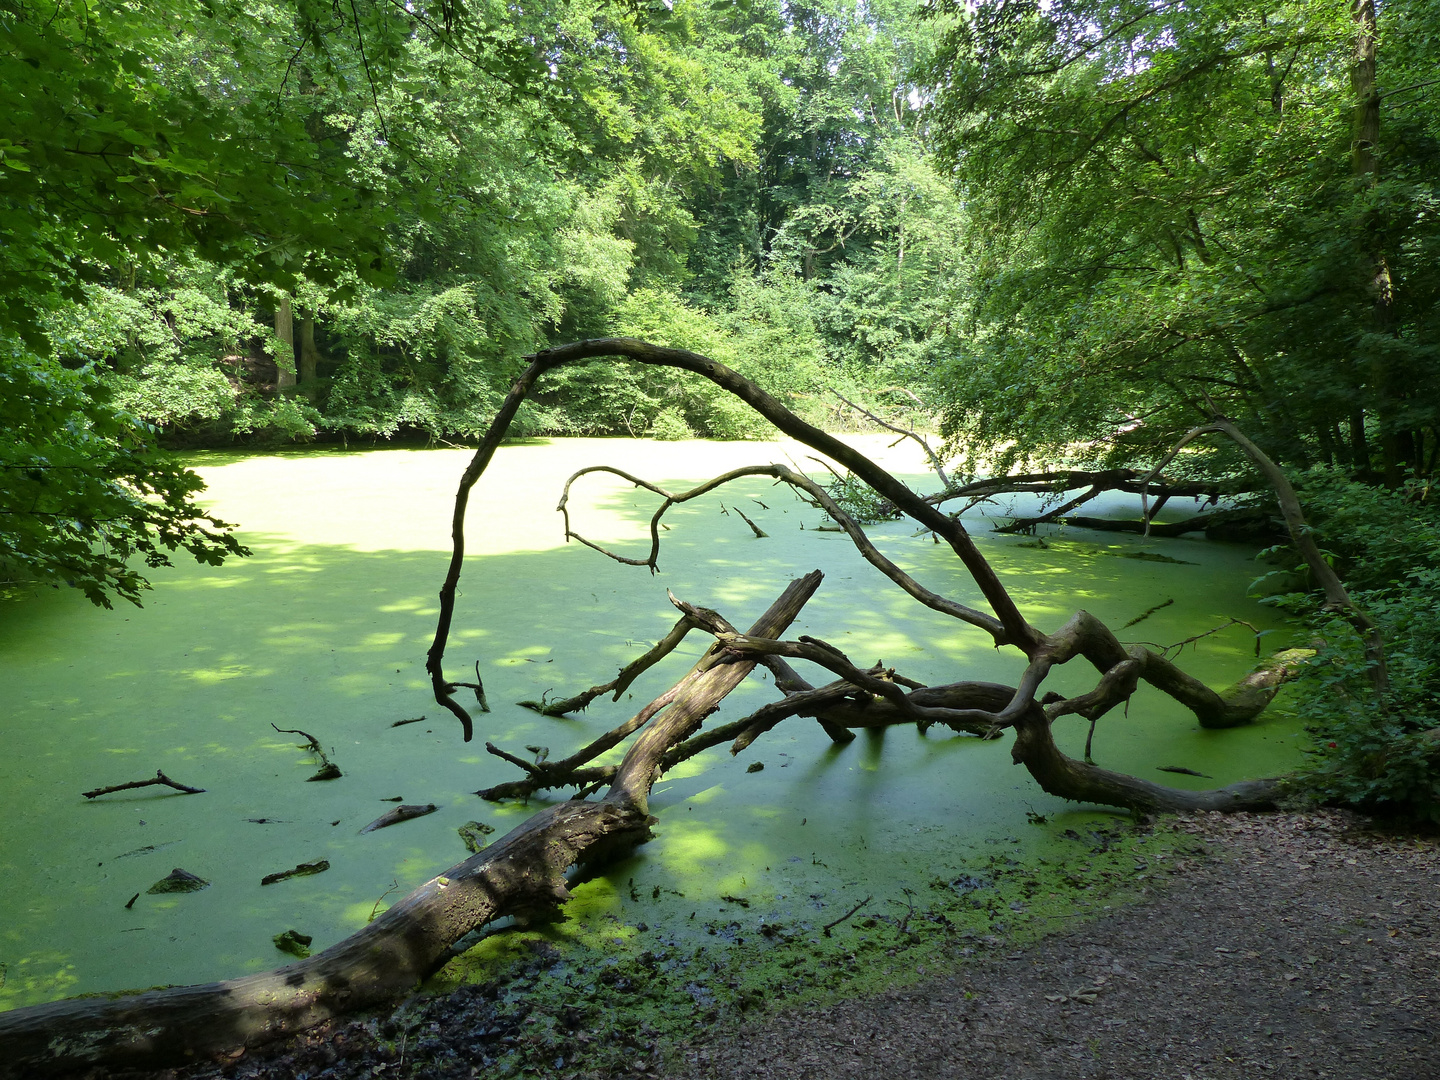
{"left": 0, "top": 436, "right": 1303, "bottom": 1011}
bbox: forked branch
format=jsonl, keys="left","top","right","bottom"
{"left": 558, "top": 461, "right": 1007, "bottom": 642}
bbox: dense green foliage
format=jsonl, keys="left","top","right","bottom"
{"left": 5, "top": 0, "right": 970, "bottom": 604}
{"left": 3, "top": 0, "right": 1439, "bottom": 818}
{"left": 924, "top": 0, "right": 1440, "bottom": 483}
{"left": 1255, "top": 472, "right": 1440, "bottom": 821}
{"left": 0, "top": 343, "right": 247, "bottom": 606}
{"left": 916, "top": 0, "right": 1439, "bottom": 816}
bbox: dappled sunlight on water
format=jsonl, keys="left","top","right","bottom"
{"left": 0, "top": 436, "right": 1304, "bottom": 1008}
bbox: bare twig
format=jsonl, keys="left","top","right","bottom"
{"left": 822, "top": 895, "right": 872, "bottom": 937}
{"left": 272, "top": 724, "right": 323, "bottom": 755}
{"left": 82, "top": 771, "right": 205, "bottom": 800}
{"left": 560, "top": 462, "right": 1008, "bottom": 643}
{"left": 518, "top": 614, "right": 699, "bottom": 715}
{"left": 1122, "top": 599, "right": 1174, "bottom": 628}
{"left": 828, "top": 387, "right": 950, "bottom": 488}
{"left": 1158, "top": 617, "right": 1258, "bottom": 658}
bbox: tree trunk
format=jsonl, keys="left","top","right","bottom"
{"left": 1349, "top": 408, "right": 1370, "bottom": 473}
{"left": 299, "top": 310, "right": 321, "bottom": 384}
{"left": 274, "top": 295, "right": 296, "bottom": 390}
{"left": 1352, "top": 0, "right": 1401, "bottom": 487}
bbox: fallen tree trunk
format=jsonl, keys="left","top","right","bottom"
{"left": 994, "top": 509, "right": 1277, "bottom": 541}
{"left": 0, "top": 574, "right": 821, "bottom": 1077}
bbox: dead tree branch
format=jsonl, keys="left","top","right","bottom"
{"left": 559, "top": 461, "right": 1008, "bottom": 642}
{"left": 828, "top": 387, "right": 950, "bottom": 488}
{"left": 517, "top": 613, "right": 700, "bottom": 715}
{"left": 1010, "top": 702, "right": 1280, "bottom": 813}
{"left": 1146, "top": 418, "right": 1386, "bottom": 694}
{"left": 822, "top": 895, "right": 873, "bottom": 936}
{"left": 272, "top": 724, "right": 342, "bottom": 781}
{"left": 426, "top": 338, "right": 1045, "bottom": 744}
{"left": 81, "top": 771, "right": 205, "bottom": 799}
{"left": 426, "top": 341, "right": 1307, "bottom": 784}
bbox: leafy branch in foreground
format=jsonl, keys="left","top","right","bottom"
{"left": 0, "top": 347, "right": 248, "bottom": 607}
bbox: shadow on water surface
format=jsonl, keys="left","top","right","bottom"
{"left": 0, "top": 446, "right": 1305, "bottom": 1010}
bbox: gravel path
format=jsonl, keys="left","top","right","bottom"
{"left": 82, "top": 811, "right": 1439, "bottom": 1080}
{"left": 679, "top": 812, "right": 1440, "bottom": 1080}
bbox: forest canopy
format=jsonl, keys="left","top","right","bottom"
{"left": 1, "top": 0, "right": 1438, "bottom": 813}
{"left": 7, "top": 0, "right": 1435, "bottom": 463}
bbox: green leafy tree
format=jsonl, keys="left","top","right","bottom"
{"left": 922, "top": 0, "right": 1440, "bottom": 479}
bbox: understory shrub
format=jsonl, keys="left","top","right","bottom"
{"left": 649, "top": 407, "right": 694, "bottom": 440}
{"left": 1267, "top": 469, "right": 1440, "bottom": 822}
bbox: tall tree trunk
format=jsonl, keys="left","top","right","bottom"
{"left": 299, "top": 311, "right": 320, "bottom": 384}
{"left": 274, "top": 295, "right": 296, "bottom": 390}
{"left": 1349, "top": 408, "right": 1370, "bottom": 473}
{"left": 1329, "top": 422, "right": 1350, "bottom": 466}
{"left": 1313, "top": 425, "right": 1333, "bottom": 467}
{"left": 1352, "top": 0, "right": 1400, "bottom": 486}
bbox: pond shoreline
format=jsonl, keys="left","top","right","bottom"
{"left": 0, "top": 437, "right": 1297, "bottom": 1018}
{"left": 68, "top": 809, "right": 1438, "bottom": 1080}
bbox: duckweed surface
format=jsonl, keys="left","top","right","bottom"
{"left": 0, "top": 437, "right": 1303, "bottom": 1011}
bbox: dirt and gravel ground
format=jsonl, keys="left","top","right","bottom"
{"left": 679, "top": 811, "right": 1440, "bottom": 1080}
{"left": 90, "top": 810, "right": 1438, "bottom": 1080}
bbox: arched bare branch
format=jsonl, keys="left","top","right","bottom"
{"left": 427, "top": 338, "right": 1045, "bottom": 742}
{"left": 557, "top": 460, "right": 1007, "bottom": 640}
{"left": 1146, "top": 417, "right": 1388, "bottom": 694}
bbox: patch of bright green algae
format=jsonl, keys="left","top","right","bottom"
{"left": 0, "top": 437, "right": 1302, "bottom": 1012}
{"left": 417, "top": 814, "right": 1209, "bottom": 1075}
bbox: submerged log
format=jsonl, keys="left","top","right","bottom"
{"left": 993, "top": 509, "right": 1279, "bottom": 542}
{"left": 260, "top": 860, "right": 331, "bottom": 886}
{"left": 0, "top": 573, "right": 822, "bottom": 1077}
{"left": 359, "top": 804, "right": 437, "bottom": 833}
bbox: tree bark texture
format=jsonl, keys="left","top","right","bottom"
{"left": 274, "top": 295, "right": 296, "bottom": 390}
